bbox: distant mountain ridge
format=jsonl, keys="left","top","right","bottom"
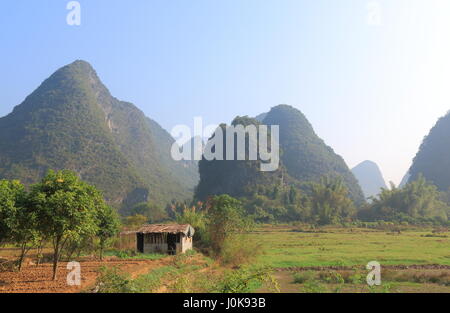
{"left": 0, "top": 60, "right": 198, "bottom": 211}
{"left": 351, "top": 160, "right": 387, "bottom": 199}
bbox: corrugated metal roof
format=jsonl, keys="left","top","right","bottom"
{"left": 136, "top": 224, "right": 195, "bottom": 236}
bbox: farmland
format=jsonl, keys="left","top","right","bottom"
{"left": 252, "top": 225, "right": 450, "bottom": 293}
{"left": 252, "top": 225, "right": 450, "bottom": 268}
{"left": 1, "top": 225, "right": 450, "bottom": 293}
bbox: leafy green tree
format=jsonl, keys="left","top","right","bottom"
{"left": 0, "top": 180, "right": 24, "bottom": 244}
{"left": 206, "top": 195, "right": 252, "bottom": 255}
{"left": 28, "top": 170, "right": 102, "bottom": 280}
{"left": 96, "top": 204, "right": 121, "bottom": 260}
{"left": 9, "top": 201, "right": 43, "bottom": 271}
{"left": 0, "top": 180, "right": 45, "bottom": 271}
{"left": 0, "top": 180, "right": 42, "bottom": 271}
{"left": 310, "top": 177, "right": 356, "bottom": 225}
{"left": 176, "top": 203, "right": 208, "bottom": 244}
{"left": 362, "top": 175, "right": 449, "bottom": 222}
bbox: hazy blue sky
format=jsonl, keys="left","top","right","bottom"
{"left": 1, "top": 0, "right": 450, "bottom": 185}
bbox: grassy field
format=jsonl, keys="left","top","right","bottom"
{"left": 250, "top": 225, "right": 450, "bottom": 268}
{"left": 250, "top": 225, "right": 450, "bottom": 293}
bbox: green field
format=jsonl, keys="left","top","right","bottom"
{"left": 250, "top": 226, "right": 450, "bottom": 268}
{"left": 248, "top": 225, "right": 450, "bottom": 292}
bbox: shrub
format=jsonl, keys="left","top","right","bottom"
{"left": 301, "top": 279, "right": 326, "bottom": 293}
{"left": 292, "top": 271, "right": 315, "bottom": 284}
{"left": 220, "top": 235, "right": 262, "bottom": 266}
{"left": 95, "top": 266, "right": 137, "bottom": 293}
{"left": 216, "top": 266, "right": 279, "bottom": 293}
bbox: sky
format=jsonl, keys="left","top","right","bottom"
{"left": 1, "top": 0, "right": 450, "bottom": 185}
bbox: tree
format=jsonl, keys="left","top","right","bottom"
{"left": 206, "top": 195, "right": 251, "bottom": 255}
{"left": 0, "top": 180, "right": 44, "bottom": 271}
{"left": 362, "top": 175, "right": 449, "bottom": 223}
{"left": 310, "top": 177, "right": 356, "bottom": 225}
{"left": 29, "top": 170, "right": 101, "bottom": 280}
{"left": 0, "top": 180, "right": 24, "bottom": 244}
{"left": 9, "top": 200, "right": 42, "bottom": 271}
{"left": 176, "top": 203, "right": 208, "bottom": 244}
{"left": 96, "top": 204, "right": 121, "bottom": 260}
{"left": 0, "top": 180, "right": 42, "bottom": 271}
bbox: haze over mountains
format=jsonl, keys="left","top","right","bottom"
{"left": 351, "top": 160, "right": 387, "bottom": 199}
{"left": 0, "top": 60, "right": 198, "bottom": 211}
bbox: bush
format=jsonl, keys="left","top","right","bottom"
{"left": 216, "top": 266, "right": 279, "bottom": 293}
{"left": 219, "top": 235, "right": 262, "bottom": 266}
{"left": 95, "top": 266, "right": 138, "bottom": 293}
{"left": 114, "top": 250, "right": 135, "bottom": 258}
{"left": 301, "top": 279, "right": 326, "bottom": 293}
{"left": 292, "top": 271, "right": 315, "bottom": 284}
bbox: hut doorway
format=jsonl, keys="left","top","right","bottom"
{"left": 167, "top": 233, "right": 177, "bottom": 255}
{"left": 137, "top": 233, "right": 144, "bottom": 253}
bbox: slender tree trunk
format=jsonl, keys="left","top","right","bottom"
{"left": 52, "top": 237, "right": 60, "bottom": 281}
{"left": 36, "top": 240, "right": 43, "bottom": 266}
{"left": 18, "top": 244, "right": 27, "bottom": 272}
{"left": 99, "top": 240, "right": 104, "bottom": 261}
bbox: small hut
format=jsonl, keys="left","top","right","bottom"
{"left": 135, "top": 224, "right": 195, "bottom": 255}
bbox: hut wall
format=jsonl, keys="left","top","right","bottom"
{"left": 136, "top": 232, "right": 193, "bottom": 254}
{"left": 143, "top": 233, "right": 168, "bottom": 253}
{"left": 181, "top": 235, "right": 193, "bottom": 253}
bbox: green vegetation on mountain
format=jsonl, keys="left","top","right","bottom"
{"left": 195, "top": 105, "right": 364, "bottom": 223}
{"left": 0, "top": 60, "right": 198, "bottom": 211}
{"left": 409, "top": 111, "right": 450, "bottom": 192}
{"left": 262, "top": 105, "right": 364, "bottom": 204}
{"left": 195, "top": 116, "right": 289, "bottom": 200}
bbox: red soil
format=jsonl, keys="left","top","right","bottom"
{"left": 0, "top": 257, "right": 171, "bottom": 293}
